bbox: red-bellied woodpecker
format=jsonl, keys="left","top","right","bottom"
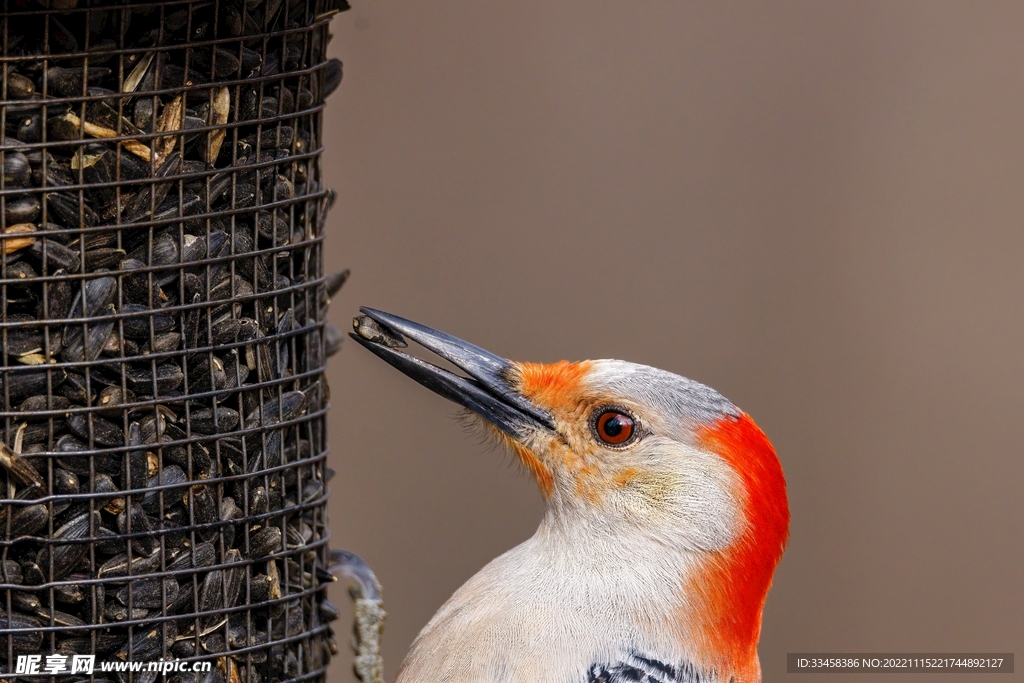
{"left": 352, "top": 308, "right": 789, "bottom": 683}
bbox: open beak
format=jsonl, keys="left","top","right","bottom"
{"left": 350, "top": 308, "right": 555, "bottom": 440}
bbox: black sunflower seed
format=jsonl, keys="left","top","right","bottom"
{"left": 35, "top": 512, "right": 97, "bottom": 580}
{"left": 30, "top": 238, "right": 81, "bottom": 273}
{"left": 186, "top": 484, "right": 218, "bottom": 527}
{"left": 248, "top": 485, "right": 269, "bottom": 518}
{"left": 2, "top": 150, "right": 31, "bottom": 185}
{"left": 38, "top": 609, "right": 88, "bottom": 630}
{"left": 0, "top": 366, "right": 67, "bottom": 401}
{"left": 5, "top": 73, "right": 35, "bottom": 99}
{"left": 167, "top": 541, "right": 216, "bottom": 573}
{"left": 8, "top": 503, "right": 49, "bottom": 537}
{"left": 1, "top": 560, "right": 23, "bottom": 584}
{"left": 125, "top": 363, "right": 185, "bottom": 394}
{"left": 52, "top": 581, "right": 84, "bottom": 604}
{"left": 53, "top": 468, "right": 79, "bottom": 495}
{"left": 115, "top": 577, "right": 179, "bottom": 609}
{"left": 95, "top": 385, "right": 136, "bottom": 418}
{"left": 84, "top": 247, "right": 127, "bottom": 271}
{"left": 121, "top": 303, "right": 177, "bottom": 338}
{"left": 60, "top": 303, "right": 116, "bottom": 362}
{"left": 67, "top": 412, "right": 125, "bottom": 447}
{"left": 0, "top": 612, "right": 43, "bottom": 653}
{"left": 105, "top": 601, "right": 149, "bottom": 622}
{"left": 4, "top": 195, "right": 40, "bottom": 224}
{"left": 323, "top": 58, "right": 343, "bottom": 98}
{"left": 97, "top": 550, "right": 162, "bottom": 579}
{"left": 140, "top": 464, "right": 189, "bottom": 514}
{"left": 247, "top": 526, "right": 282, "bottom": 559}
{"left": 188, "top": 405, "right": 239, "bottom": 434}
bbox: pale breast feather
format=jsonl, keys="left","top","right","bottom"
{"left": 586, "top": 651, "right": 714, "bottom": 683}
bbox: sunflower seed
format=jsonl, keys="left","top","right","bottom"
{"left": 1, "top": 222, "right": 36, "bottom": 253}
{"left": 36, "top": 512, "right": 97, "bottom": 580}
{"left": 52, "top": 467, "right": 79, "bottom": 495}
{"left": 6, "top": 73, "right": 35, "bottom": 99}
{"left": 353, "top": 314, "right": 408, "bottom": 348}
{"left": 0, "top": 441, "right": 45, "bottom": 487}
{"left": 1, "top": 560, "right": 23, "bottom": 585}
{"left": 8, "top": 503, "right": 49, "bottom": 537}
{"left": 37, "top": 608, "right": 88, "bottom": 629}
{"left": 97, "top": 549, "right": 164, "bottom": 579}
{"left": 2, "top": 150, "right": 31, "bottom": 185}
{"left": 0, "top": 612, "right": 43, "bottom": 652}
{"left": 4, "top": 197, "right": 41, "bottom": 225}
{"left": 105, "top": 601, "right": 149, "bottom": 622}
{"left": 67, "top": 412, "right": 125, "bottom": 447}
{"left": 140, "top": 465, "right": 189, "bottom": 514}
{"left": 52, "top": 580, "right": 84, "bottom": 604}
{"left": 125, "top": 363, "right": 185, "bottom": 394}
{"left": 30, "top": 238, "right": 81, "bottom": 273}
{"left": 247, "top": 526, "right": 282, "bottom": 559}
{"left": 115, "top": 577, "right": 179, "bottom": 609}
{"left": 0, "top": 366, "right": 67, "bottom": 401}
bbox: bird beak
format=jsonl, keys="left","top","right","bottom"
{"left": 350, "top": 308, "right": 556, "bottom": 440}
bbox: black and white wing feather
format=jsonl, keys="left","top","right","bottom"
{"left": 586, "top": 652, "right": 712, "bottom": 683}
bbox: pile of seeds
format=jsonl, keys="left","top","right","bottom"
{"left": 0, "top": 1, "right": 349, "bottom": 682}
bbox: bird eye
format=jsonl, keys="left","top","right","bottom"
{"left": 593, "top": 410, "right": 636, "bottom": 446}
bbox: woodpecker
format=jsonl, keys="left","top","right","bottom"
{"left": 351, "top": 308, "right": 789, "bottom": 683}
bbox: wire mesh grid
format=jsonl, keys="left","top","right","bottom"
{"left": 0, "top": 1, "right": 347, "bottom": 681}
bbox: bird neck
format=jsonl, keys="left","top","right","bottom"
{"left": 528, "top": 514, "right": 771, "bottom": 683}
{"left": 531, "top": 413, "right": 789, "bottom": 682}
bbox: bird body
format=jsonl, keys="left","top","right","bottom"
{"left": 352, "top": 311, "right": 789, "bottom": 683}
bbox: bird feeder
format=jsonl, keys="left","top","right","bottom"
{"left": 0, "top": 1, "right": 348, "bottom": 681}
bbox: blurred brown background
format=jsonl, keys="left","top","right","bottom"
{"left": 320, "top": 3, "right": 1024, "bottom": 682}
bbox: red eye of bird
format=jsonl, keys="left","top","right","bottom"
{"left": 594, "top": 410, "right": 635, "bottom": 445}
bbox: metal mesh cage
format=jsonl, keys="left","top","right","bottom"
{"left": 0, "top": 1, "right": 348, "bottom": 681}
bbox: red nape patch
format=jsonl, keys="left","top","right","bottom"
{"left": 691, "top": 414, "right": 790, "bottom": 675}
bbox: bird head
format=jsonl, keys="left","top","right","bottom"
{"left": 353, "top": 308, "right": 789, "bottom": 677}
